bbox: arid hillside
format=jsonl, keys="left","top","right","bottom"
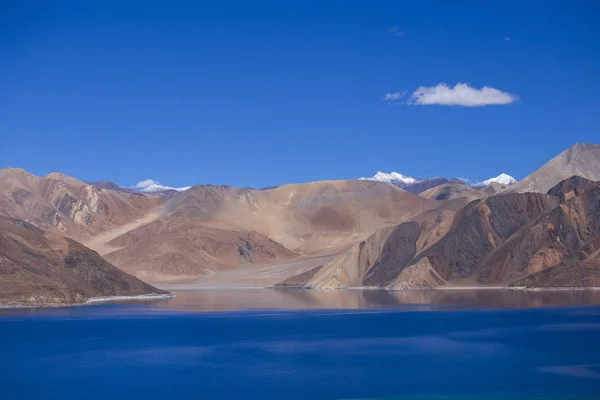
{"left": 3, "top": 143, "right": 599, "bottom": 288}
{"left": 280, "top": 176, "right": 600, "bottom": 289}
{"left": 101, "top": 180, "right": 439, "bottom": 281}
{"left": 420, "top": 181, "right": 506, "bottom": 202}
{"left": 508, "top": 143, "right": 600, "bottom": 194}
{"left": 0, "top": 168, "right": 162, "bottom": 240}
{"left": 0, "top": 216, "right": 167, "bottom": 306}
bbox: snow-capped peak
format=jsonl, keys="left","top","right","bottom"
{"left": 139, "top": 183, "right": 191, "bottom": 193}
{"left": 476, "top": 173, "right": 517, "bottom": 187}
{"left": 133, "top": 179, "right": 191, "bottom": 193}
{"left": 360, "top": 171, "right": 419, "bottom": 184}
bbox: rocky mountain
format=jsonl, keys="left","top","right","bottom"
{"left": 420, "top": 181, "right": 508, "bottom": 202}
{"left": 87, "top": 181, "right": 141, "bottom": 195}
{"left": 0, "top": 168, "right": 162, "bottom": 240}
{"left": 508, "top": 143, "right": 600, "bottom": 194}
{"left": 360, "top": 171, "right": 517, "bottom": 194}
{"left": 2, "top": 142, "right": 599, "bottom": 290}
{"left": 279, "top": 176, "right": 600, "bottom": 289}
{"left": 0, "top": 215, "right": 167, "bottom": 306}
{"left": 88, "top": 180, "right": 186, "bottom": 200}
{"left": 99, "top": 180, "right": 439, "bottom": 282}
{"left": 103, "top": 220, "right": 299, "bottom": 282}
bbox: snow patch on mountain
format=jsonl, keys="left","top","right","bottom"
{"left": 133, "top": 179, "right": 191, "bottom": 193}
{"left": 360, "top": 171, "right": 517, "bottom": 190}
{"left": 360, "top": 171, "right": 419, "bottom": 184}
{"left": 474, "top": 173, "right": 517, "bottom": 187}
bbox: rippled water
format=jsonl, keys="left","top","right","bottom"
{"left": 2, "top": 289, "right": 600, "bottom": 399}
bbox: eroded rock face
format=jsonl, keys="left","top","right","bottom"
{"left": 388, "top": 258, "right": 446, "bottom": 289}
{"left": 418, "top": 193, "right": 559, "bottom": 281}
{"left": 281, "top": 176, "right": 600, "bottom": 289}
{"left": 0, "top": 216, "right": 167, "bottom": 306}
{"left": 0, "top": 168, "right": 162, "bottom": 239}
{"left": 508, "top": 143, "right": 600, "bottom": 194}
{"left": 362, "top": 222, "right": 421, "bottom": 286}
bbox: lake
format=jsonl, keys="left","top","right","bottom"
{"left": 2, "top": 289, "right": 600, "bottom": 399}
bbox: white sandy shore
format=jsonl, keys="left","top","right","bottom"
{"left": 0, "top": 293, "right": 174, "bottom": 309}
{"left": 507, "top": 286, "right": 600, "bottom": 291}
{"left": 86, "top": 293, "right": 174, "bottom": 303}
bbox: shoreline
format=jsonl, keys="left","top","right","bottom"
{"left": 86, "top": 293, "right": 175, "bottom": 303}
{"left": 0, "top": 293, "right": 174, "bottom": 309}
{"left": 272, "top": 285, "right": 600, "bottom": 292}
{"left": 160, "top": 284, "right": 600, "bottom": 292}
{"left": 5, "top": 286, "right": 600, "bottom": 309}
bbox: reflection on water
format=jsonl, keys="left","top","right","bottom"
{"left": 143, "top": 288, "right": 600, "bottom": 312}
{"left": 3, "top": 289, "right": 600, "bottom": 316}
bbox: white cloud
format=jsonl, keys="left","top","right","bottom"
{"left": 383, "top": 92, "right": 405, "bottom": 101}
{"left": 408, "top": 83, "right": 518, "bottom": 107}
{"left": 132, "top": 179, "right": 191, "bottom": 193}
{"left": 387, "top": 26, "right": 404, "bottom": 36}
{"left": 505, "top": 37, "right": 511, "bottom": 41}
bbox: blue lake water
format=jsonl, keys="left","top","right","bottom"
{"left": 2, "top": 289, "right": 600, "bottom": 399}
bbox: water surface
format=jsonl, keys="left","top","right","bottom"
{"left": 2, "top": 289, "right": 600, "bottom": 399}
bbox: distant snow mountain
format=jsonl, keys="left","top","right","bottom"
{"left": 473, "top": 173, "right": 518, "bottom": 187}
{"left": 361, "top": 171, "right": 418, "bottom": 185}
{"left": 360, "top": 171, "right": 517, "bottom": 194}
{"left": 133, "top": 179, "right": 191, "bottom": 193}
{"left": 360, "top": 172, "right": 452, "bottom": 194}
{"left": 139, "top": 183, "right": 191, "bottom": 193}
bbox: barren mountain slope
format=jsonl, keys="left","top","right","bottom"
{"left": 103, "top": 218, "right": 298, "bottom": 282}
{"left": 420, "top": 181, "right": 506, "bottom": 202}
{"left": 508, "top": 143, "right": 600, "bottom": 194}
{"left": 278, "top": 202, "right": 459, "bottom": 288}
{"left": 173, "top": 180, "right": 439, "bottom": 252}
{"left": 282, "top": 176, "right": 600, "bottom": 289}
{"left": 0, "top": 216, "right": 167, "bottom": 306}
{"left": 0, "top": 168, "right": 162, "bottom": 240}
{"left": 506, "top": 177, "right": 600, "bottom": 287}
{"left": 103, "top": 180, "right": 438, "bottom": 282}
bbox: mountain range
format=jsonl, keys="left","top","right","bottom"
{"left": 360, "top": 171, "right": 518, "bottom": 194}
{"left": 2, "top": 143, "right": 600, "bottom": 305}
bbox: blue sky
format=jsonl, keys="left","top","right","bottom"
{"left": 1, "top": 1, "right": 599, "bottom": 189}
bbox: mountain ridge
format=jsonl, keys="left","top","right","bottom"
{"left": 279, "top": 174, "right": 600, "bottom": 289}
{"left": 360, "top": 171, "right": 517, "bottom": 194}
{"left": 2, "top": 142, "right": 600, "bottom": 292}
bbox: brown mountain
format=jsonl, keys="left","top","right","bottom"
{"left": 103, "top": 219, "right": 299, "bottom": 282}
{"left": 280, "top": 176, "right": 600, "bottom": 289}
{"left": 0, "top": 168, "right": 162, "bottom": 239}
{"left": 508, "top": 143, "right": 600, "bottom": 194}
{"left": 87, "top": 181, "right": 140, "bottom": 195}
{"left": 0, "top": 216, "right": 167, "bottom": 306}
{"left": 99, "top": 180, "right": 439, "bottom": 282}
{"left": 420, "top": 181, "right": 506, "bottom": 202}
{"left": 4, "top": 143, "right": 599, "bottom": 290}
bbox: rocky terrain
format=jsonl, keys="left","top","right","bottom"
{"left": 0, "top": 216, "right": 167, "bottom": 307}
{"left": 508, "top": 143, "right": 600, "bottom": 193}
{"left": 280, "top": 175, "right": 600, "bottom": 289}
{"left": 101, "top": 179, "right": 439, "bottom": 281}
{"left": 0, "top": 168, "right": 162, "bottom": 240}
{"left": 2, "top": 142, "right": 599, "bottom": 292}
{"left": 420, "top": 181, "right": 507, "bottom": 202}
